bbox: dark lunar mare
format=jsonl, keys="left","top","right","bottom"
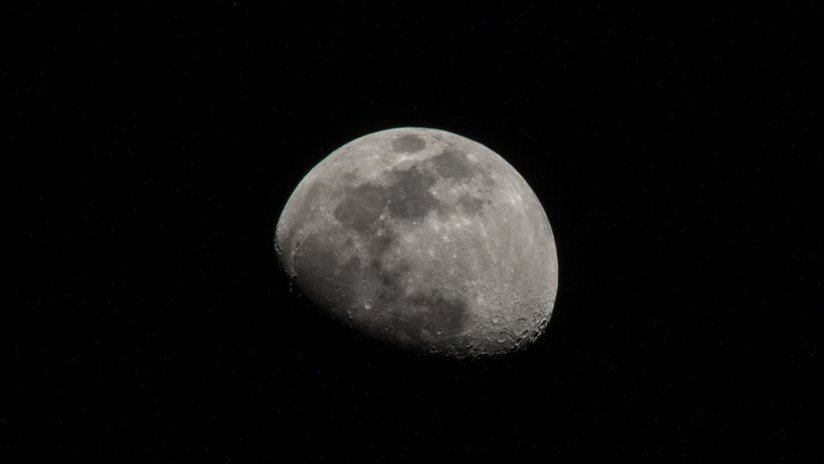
{"left": 427, "top": 148, "right": 476, "bottom": 181}
{"left": 324, "top": 144, "right": 500, "bottom": 343}
{"left": 385, "top": 166, "right": 442, "bottom": 220}
{"left": 333, "top": 183, "right": 385, "bottom": 232}
{"left": 291, "top": 229, "right": 362, "bottom": 314}
{"left": 391, "top": 134, "right": 426, "bottom": 153}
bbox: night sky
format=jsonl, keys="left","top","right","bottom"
{"left": 4, "top": 2, "right": 823, "bottom": 462}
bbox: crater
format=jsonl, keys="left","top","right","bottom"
{"left": 392, "top": 134, "right": 426, "bottom": 153}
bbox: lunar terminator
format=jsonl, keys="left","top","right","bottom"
{"left": 275, "top": 127, "right": 558, "bottom": 358}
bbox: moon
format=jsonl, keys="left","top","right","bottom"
{"left": 275, "top": 127, "right": 558, "bottom": 358}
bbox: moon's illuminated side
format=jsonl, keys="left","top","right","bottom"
{"left": 275, "top": 127, "right": 558, "bottom": 358}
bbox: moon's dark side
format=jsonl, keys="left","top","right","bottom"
{"left": 275, "top": 128, "right": 558, "bottom": 358}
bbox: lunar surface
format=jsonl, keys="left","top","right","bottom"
{"left": 275, "top": 127, "right": 558, "bottom": 358}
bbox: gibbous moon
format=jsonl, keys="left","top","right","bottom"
{"left": 275, "top": 127, "right": 558, "bottom": 358}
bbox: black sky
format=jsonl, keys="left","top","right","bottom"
{"left": 3, "top": 2, "right": 823, "bottom": 462}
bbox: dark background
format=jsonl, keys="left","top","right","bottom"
{"left": 3, "top": 2, "right": 823, "bottom": 462}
